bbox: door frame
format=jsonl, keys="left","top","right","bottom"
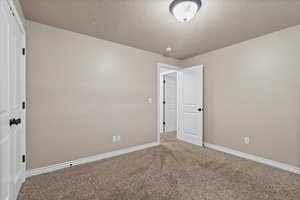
{"left": 157, "top": 63, "right": 180, "bottom": 144}
{"left": 7, "top": 0, "right": 25, "bottom": 34}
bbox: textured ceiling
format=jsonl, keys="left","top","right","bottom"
{"left": 20, "top": 0, "right": 300, "bottom": 59}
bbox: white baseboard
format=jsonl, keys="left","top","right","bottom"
{"left": 26, "top": 142, "right": 159, "bottom": 178}
{"left": 177, "top": 135, "right": 202, "bottom": 146}
{"left": 204, "top": 143, "right": 300, "bottom": 175}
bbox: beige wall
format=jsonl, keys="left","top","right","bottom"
{"left": 26, "top": 18, "right": 300, "bottom": 169}
{"left": 26, "top": 21, "right": 179, "bottom": 169}
{"left": 182, "top": 25, "right": 300, "bottom": 167}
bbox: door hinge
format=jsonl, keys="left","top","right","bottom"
{"left": 163, "top": 80, "right": 166, "bottom": 84}
{"left": 22, "top": 155, "right": 26, "bottom": 163}
{"left": 22, "top": 48, "right": 26, "bottom": 56}
{"left": 9, "top": 7, "right": 15, "bottom": 16}
{"left": 22, "top": 101, "right": 26, "bottom": 109}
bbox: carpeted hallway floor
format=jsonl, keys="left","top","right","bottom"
{"left": 19, "top": 132, "right": 300, "bottom": 200}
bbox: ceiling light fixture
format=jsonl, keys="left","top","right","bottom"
{"left": 169, "top": 0, "right": 202, "bottom": 22}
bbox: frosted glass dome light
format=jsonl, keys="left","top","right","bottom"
{"left": 169, "top": 0, "right": 201, "bottom": 22}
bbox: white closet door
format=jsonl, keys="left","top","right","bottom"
{"left": 0, "top": 1, "right": 12, "bottom": 199}
{"left": 178, "top": 65, "right": 203, "bottom": 146}
{"left": 164, "top": 74, "right": 177, "bottom": 132}
{"left": 9, "top": 8, "right": 25, "bottom": 197}
{"left": 0, "top": 0, "right": 26, "bottom": 199}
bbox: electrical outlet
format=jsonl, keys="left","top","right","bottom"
{"left": 244, "top": 137, "right": 250, "bottom": 145}
{"left": 113, "top": 136, "right": 121, "bottom": 143}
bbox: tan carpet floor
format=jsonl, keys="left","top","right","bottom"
{"left": 19, "top": 132, "right": 300, "bottom": 200}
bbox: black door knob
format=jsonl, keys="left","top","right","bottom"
{"left": 9, "top": 118, "right": 16, "bottom": 126}
{"left": 198, "top": 108, "right": 202, "bottom": 112}
{"left": 15, "top": 118, "right": 21, "bottom": 125}
{"left": 9, "top": 118, "right": 21, "bottom": 126}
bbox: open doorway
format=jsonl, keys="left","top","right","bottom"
{"left": 157, "top": 63, "right": 204, "bottom": 146}
{"left": 157, "top": 63, "right": 179, "bottom": 142}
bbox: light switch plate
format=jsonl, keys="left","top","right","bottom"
{"left": 244, "top": 137, "right": 250, "bottom": 145}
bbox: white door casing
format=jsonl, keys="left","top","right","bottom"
{"left": 177, "top": 65, "right": 203, "bottom": 146}
{"left": 0, "top": 0, "right": 26, "bottom": 199}
{"left": 164, "top": 73, "right": 177, "bottom": 132}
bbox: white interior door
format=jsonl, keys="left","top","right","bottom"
{"left": 178, "top": 65, "right": 203, "bottom": 146}
{"left": 0, "top": 0, "right": 26, "bottom": 199}
{"left": 0, "top": 1, "right": 12, "bottom": 199}
{"left": 164, "top": 73, "right": 177, "bottom": 132}
{"left": 9, "top": 8, "right": 25, "bottom": 198}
